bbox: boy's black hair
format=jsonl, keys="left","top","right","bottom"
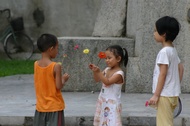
{"left": 155, "top": 16, "right": 180, "bottom": 42}
{"left": 37, "top": 33, "right": 58, "bottom": 52}
{"left": 106, "top": 45, "right": 128, "bottom": 67}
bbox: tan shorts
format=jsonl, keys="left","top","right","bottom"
{"left": 156, "top": 96, "right": 178, "bottom": 126}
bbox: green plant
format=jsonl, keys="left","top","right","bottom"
{"left": 0, "top": 60, "right": 35, "bottom": 77}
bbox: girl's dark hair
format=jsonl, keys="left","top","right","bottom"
{"left": 37, "top": 33, "right": 58, "bottom": 52}
{"left": 106, "top": 45, "right": 128, "bottom": 67}
{"left": 155, "top": 16, "right": 180, "bottom": 42}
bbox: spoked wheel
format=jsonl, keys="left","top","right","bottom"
{"left": 4, "top": 32, "right": 34, "bottom": 60}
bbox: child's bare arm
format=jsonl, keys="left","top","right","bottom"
{"left": 89, "top": 64, "right": 122, "bottom": 85}
{"left": 89, "top": 64, "right": 100, "bottom": 82}
{"left": 62, "top": 73, "right": 69, "bottom": 85}
{"left": 93, "top": 71, "right": 101, "bottom": 82}
{"left": 178, "top": 63, "right": 184, "bottom": 83}
{"left": 54, "top": 63, "right": 69, "bottom": 90}
{"left": 154, "top": 64, "right": 168, "bottom": 96}
{"left": 149, "top": 64, "right": 168, "bottom": 105}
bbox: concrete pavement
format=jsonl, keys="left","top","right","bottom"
{"left": 0, "top": 74, "right": 190, "bottom": 126}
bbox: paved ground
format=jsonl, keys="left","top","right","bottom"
{"left": 0, "top": 74, "right": 190, "bottom": 126}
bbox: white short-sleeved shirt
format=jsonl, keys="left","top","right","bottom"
{"left": 152, "top": 47, "right": 181, "bottom": 96}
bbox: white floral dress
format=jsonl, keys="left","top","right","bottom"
{"left": 93, "top": 67, "right": 124, "bottom": 126}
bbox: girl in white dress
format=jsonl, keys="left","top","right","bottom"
{"left": 89, "top": 45, "right": 128, "bottom": 126}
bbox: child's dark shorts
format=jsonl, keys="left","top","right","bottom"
{"left": 33, "top": 110, "right": 65, "bottom": 126}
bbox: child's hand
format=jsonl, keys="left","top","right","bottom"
{"left": 149, "top": 95, "right": 159, "bottom": 105}
{"left": 89, "top": 63, "right": 94, "bottom": 70}
{"left": 145, "top": 100, "right": 157, "bottom": 109}
{"left": 89, "top": 64, "right": 100, "bottom": 72}
{"left": 62, "top": 73, "right": 70, "bottom": 83}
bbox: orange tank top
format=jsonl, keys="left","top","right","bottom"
{"left": 34, "top": 61, "right": 65, "bottom": 112}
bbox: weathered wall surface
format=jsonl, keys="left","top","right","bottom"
{"left": 92, "top": 0, "right": 127, "bottom": 37}
{"left": 1, "top": 0, "right": 190, "bottom": 93}
{"left": 55, "top": 37, "right": 134, "bottom": 92}
{"left": 0, "top": 0, "right": 101, "bottom": 42}
{"left": 126, "top": 0, "right": 190, "bottom": 93}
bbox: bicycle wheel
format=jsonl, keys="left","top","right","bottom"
{"left": 4, "top": 32, "right": 34, "bottom": 60}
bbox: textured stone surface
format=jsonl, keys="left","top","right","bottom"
{"left": 1, "top": 1, "right": 190, "bottom": 94}
{"left": 92, "top": 0, "right": 127, "bottom": 37}
{"left": 56, "top": 37, "right": 134, "bottom": 92}
{"left": 126, "top": 57, "right": 144, "bottom": 93}
{"left": 123, "top": 117, "right": 156, "bottom": 126}
{"left": 182, "top": 117, "right": 190, "bottom": 126}
{"left": 126, "top": 0, "right": 190, "bottom": 93}
{"left": 0, "top": 0, "right": 101, "bottom": 40}
{"left": 0, "top": 116, "right": 25, "bottom": 125}
{"left": 6, "top": 116, "right": 186, "bottom": 126}
{"left": 0, "top": 76, "right": 189, "bottom": 126}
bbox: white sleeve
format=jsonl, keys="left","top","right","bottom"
{"left": 157, "top": 51, "right": 169, "bottom": 65}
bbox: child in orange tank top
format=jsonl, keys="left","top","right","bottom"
{"left": 33, "top": 33, "right": 70, "bottom": 126}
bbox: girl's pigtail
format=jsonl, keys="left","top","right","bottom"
{"left": 123, "top": 48, "right": 128, "bottom": 67}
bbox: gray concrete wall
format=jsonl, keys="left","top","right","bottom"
{"left": 55, "top": 37, "right": 134, "bottom": 92}
{"left": 92, "top": 0, "right": 127, "bottom": 37}
{"left": 126, "top": 0, "right": 190, "bottom": 93}
{"left": 0, "top": 0, "right": 101, "bottom": 42}
{"left": 1, "top": 0, "right": 190, "bottom": 93}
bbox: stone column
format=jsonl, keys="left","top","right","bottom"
{"left": 92, "top": 0, "right": 127, "bottom": 37}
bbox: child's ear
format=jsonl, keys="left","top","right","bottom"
{"left": 162, "top": 33, "right": 166, "bottom": 37}
{"left": 49, "top": 46, "right": 54, "bottom": 51}
{"left": 162, "top": 33, "right": 166, "bottom": 41}
{"left": 47, "top": 46, "right": 54, "bottom": 53}
{"left": 117, "top": 56, "right": 121, "bottom": 62}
